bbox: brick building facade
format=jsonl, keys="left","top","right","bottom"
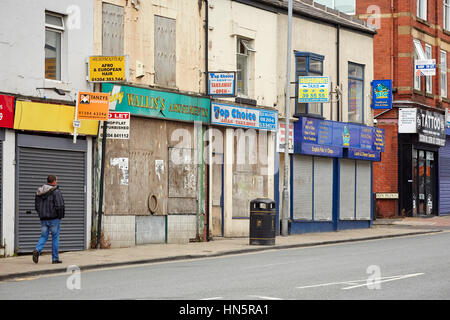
{"left": 356, "top": 0, "right": 450, "bottom": 217}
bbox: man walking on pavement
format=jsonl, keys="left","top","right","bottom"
{"left": 32, "top": 175, "right": 65, "bottom": 264}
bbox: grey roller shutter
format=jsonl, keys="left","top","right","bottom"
{"left": 313, "top": 157, "right": 333, "bottom": 221}
{"left": 439, "top": 139, "right": 450, "bottom": 215}
{"left": 356, "top": 160, "right": 371, "bottom": 220}
{"left": 17, "top": 146, "right": 86, "bottom": 253}
{"left": 340, "top": 159, "right": 356, "bottom": 220}
{"left": 293, "top": 155, "right": 313, "bottom": 220}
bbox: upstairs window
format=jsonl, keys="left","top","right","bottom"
{"left": 236, "top": 38, "right": 255, "bottom": 97}
{"left": 295, "top": 52, "right": 324, "bottom": 117}
{"left": 45, "top": 13, "right": 64, "bottom": 81}
{"left": 314, "top": 0, "right": 356, "bottom": 15}
{"left": 348, "top": 62, "right": 364, "bottom": 123}
{"left": 425, "top": 44, "right": 432, "bottom": 94}
{"left": 417, "top": 0, "right": 427, "bottom": 20}
{"left": 445, "top": 0, "right": 450, "bottom": 30}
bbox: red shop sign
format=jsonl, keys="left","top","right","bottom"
{"left": 0, "top": 94, "right": 14, "bottom": 128}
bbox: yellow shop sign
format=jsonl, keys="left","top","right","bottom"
{"left": 88, "top": 56, "right": 129, "bottom": 83}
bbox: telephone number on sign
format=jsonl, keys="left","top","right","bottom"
{"left": 91, "top": 77, "right": 124, "bottom": 82}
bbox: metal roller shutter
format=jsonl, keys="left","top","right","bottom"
{"left": 313, "top": 157, "right": 333, "bottom": 221}
{"left": 293, "top": 155, "right": 313, "bottom": 220}
{"left": 356, "top": 160, "right": 371, "bottom": 220}
{"left": 17, "top": 147, "right": 86, "bottom": 253}
{"left": 439, "top": 138, "right": 450, "bottom": 215}
{"left": 340, "top": 159, "right": 356, "bottom": 220}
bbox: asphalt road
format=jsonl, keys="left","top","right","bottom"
{"left": 1, "top": 231, "right": 450, "bottom": 300}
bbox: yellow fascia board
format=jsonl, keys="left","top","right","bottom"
{"left": 14, "top": 101, "right": 99, "bottom": 135}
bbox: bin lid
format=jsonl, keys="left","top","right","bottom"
{"left": 250, "top": 198, "right": 275, "bottom": 204}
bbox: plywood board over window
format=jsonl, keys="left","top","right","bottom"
{"left": 102, "top": 3, "right": 124, "bottom": 55}
{"left": 154, "top": 15, "right": 176, "bottom": 87}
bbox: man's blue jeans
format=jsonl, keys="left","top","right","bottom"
{"left": 35, "top": 218, "right": 60, "bottom": 261}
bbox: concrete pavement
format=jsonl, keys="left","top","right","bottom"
{"left": 1, "top": 216, "right": 449, "bottom": 282}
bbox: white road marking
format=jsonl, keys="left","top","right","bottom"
{"left": 200, "top": 297, "right": 223, "bottom": 300}
{"left": 248, "top": 295, "right": 282, "bottom": 300}
{"left": 296, "top": 273, "right": 424, "bottom": 290}
{"left": 342, "top": 273, "right": 424, "bottom": 290}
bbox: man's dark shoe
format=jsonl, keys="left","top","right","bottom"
{"left": 32, "top": 250, "right": 39, "bottom": 264}
{"left": 52, "top": 260, "right": 63, "bottom": 264}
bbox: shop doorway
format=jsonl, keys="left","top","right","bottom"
{"left": 412, "top": 149, "right": 437, "bottom": 216}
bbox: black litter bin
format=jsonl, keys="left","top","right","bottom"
{"left": 249, "top": 198, "right": 276, "bottom": 245}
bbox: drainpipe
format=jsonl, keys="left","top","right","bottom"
{"left": 205, "top": 0, "right": 210, "bottom": 241}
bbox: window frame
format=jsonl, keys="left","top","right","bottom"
{"left": 414, "top": 39, "right": 425, "bottom": 91}
{"left": 441, "top": 50, "right": 447, "bottom": 98}
{"left": 417, "top": 0, "right": 427, "bottom": 21}
{"left": 425, "top": 44, "right": 432, "bottom": 94}
{"left": 347, "top": 62, "right": 365, "bottom": 124}
{"left": 294, "top": 51, "right": 325, "bottom": 118}
{"left": 45, "top": 12, "right": 64, "bottom": 82}
{"left": 236, "top": 37, "right": 255, "bottom": 97}
{"left": 445, "top": 0, "right": 450, "bottom": 30}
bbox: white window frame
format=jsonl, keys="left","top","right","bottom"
{"left": 445, "top": 0, "right": 450, "bottom": 31}
{"left": 236, "top": 38, "right": 255, "bottom": 97}
{"left": 441, "top": 50, "right": 447, "bottom": 98}
{"left": 45, "top": 12, "right": 65, "bottom": 82}
{"left": 414, "top": 39, "right": 424, "bottom": 91}
{"left": 425, "top": 44, "right": 432, "bottom": 94}
{"left": 417, "top": 0, "right": 427, "bottom": 21}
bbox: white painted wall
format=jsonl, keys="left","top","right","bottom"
{"left": 2, "top": 130, "right": 15, "bottom": 256}
{"left": 208, "top": 0, "right": 279, "bottom": 108}
{"left": 0, "top": 0, "right": 94, "bottom": 101}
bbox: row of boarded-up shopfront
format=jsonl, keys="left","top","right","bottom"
{"left": 1, "top": 89, "right": 385, "bottom": 255}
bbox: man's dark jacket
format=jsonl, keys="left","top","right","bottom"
{"left": 35, "top": 184, "right": 65, "bottom": 220}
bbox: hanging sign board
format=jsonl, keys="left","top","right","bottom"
{"left": 398, "top": 108, "right": 418, "bottom": 133}
{"left": 77, "top": 92, "right": 110, "bottom": 121}
{"left": 277, "top": 123, "right": 294, "bottom": 153}
{"left": 99, "top": 112, "right": 130, "bottom": 139}
{"left": 415, "top": 59, "right": 436, "bottom": 76}
{"left": 208, "top": 72, "right": 236, "bottom": 96}
{"left": 371, "top": 80, "right": 392, "bottom": 110}
{"left": 298, "top": 76, "right": 330, "bottom": 103}
{"left": 88, "top": 56, "right": 129, "bottom": 82}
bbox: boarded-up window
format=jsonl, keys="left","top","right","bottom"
{"left": 154, "top": 15, "right": 176, "bottom": 87}
{"left": 102, "top": 3, "right": 124, "bottom": 55}
{"left": 168, "top": 148, "right": 197, "bottom": 214}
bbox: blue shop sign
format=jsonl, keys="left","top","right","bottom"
{"left": 211, "top": 102, "right": 278, "bottom": 131}
{"left": 294, "top": 116, "right": 385, "bottom": 161}
{"left": 371, "top": 80, "right": 392, "bottom": 110}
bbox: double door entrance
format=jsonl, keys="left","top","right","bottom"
{"left": 412, "top": 148, "right": 436, "bottom": 216}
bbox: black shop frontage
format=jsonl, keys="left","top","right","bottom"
{"left": 398, "top": 107, "right": 446, "bottom": 216}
